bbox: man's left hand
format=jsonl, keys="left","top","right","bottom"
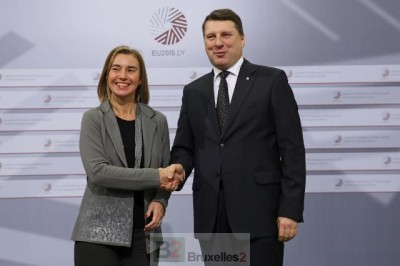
{"left": 277, "top": 216, "right": 298, "bottom": 242}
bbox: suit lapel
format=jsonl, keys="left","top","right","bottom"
{"left": 100, "top": 102, "right": 128, "bottom": 167}
{"left": 140, "top": 105, "right": 156, "bottom": 168}
{"left": 202, "top": 72, "right": 221, "bottom": 137}
{"left": 225, "top": 60, "right": 256, "bottom": 136}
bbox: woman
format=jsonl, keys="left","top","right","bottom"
{"left": 71, "top": 45, "right": 176, "bottom": 265}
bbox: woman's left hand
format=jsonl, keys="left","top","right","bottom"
{"left": 144, "top": 201, "right": 165, "bottom": 231}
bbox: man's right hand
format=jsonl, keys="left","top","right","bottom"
{"left": 159, "top": 164, "right": 184, "bottom": 191}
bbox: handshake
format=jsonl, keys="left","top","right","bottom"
{"left": 159, "top": 164, "right": 185, "bottom": 192}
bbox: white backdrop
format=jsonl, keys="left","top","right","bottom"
{"left": 1, "top": 65, "right": 399, "bottom": 197}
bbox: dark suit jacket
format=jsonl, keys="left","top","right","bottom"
{"left": 171, "top": 59, "right": 306, "bottom": 239}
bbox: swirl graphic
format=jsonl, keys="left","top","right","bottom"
{"left": 43, "top": 183, "right": 52, "bottom": 192}
{"left": 150, "top": 7, "right": 187, "bottom": 45}
{"left": 383, "top": 156, "right": 392, "bottom": 165}
{"left": 43, "top": 139, "right": 52, "bottom": 148}
{"left": 333, "top": 91, "right": 341, "bottom": 100}
{"left": 382, "top": 112, "right": 391, "bottom": 121}
{"left": 381, "top": 68, "right": 390, "bottom": 77}
{"left": 333, "top": 134, "right": 342, "bottom": 144}
{"left": 335, "top": 178, "right": 343, "bottom": 187}
{"left": 43, "top": 94, "right": 52, "bottom": 103}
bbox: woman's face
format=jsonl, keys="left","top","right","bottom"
{"left": 107, "top": 53, "right": 141, "bottom": 101}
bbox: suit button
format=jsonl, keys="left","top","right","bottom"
{"left": 220, "top": 143, "right": 224, "bottom": 148}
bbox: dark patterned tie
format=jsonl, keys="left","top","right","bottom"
{"left": 216, "top": 71, "right": 230, "bottom": 133}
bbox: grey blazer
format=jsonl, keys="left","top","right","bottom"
{"left": 71, "top": 101, "right": 171, "bottom": 249}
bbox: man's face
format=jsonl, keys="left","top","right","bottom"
{"left": 203, "top": 20, "right": 245, "bottom": 70}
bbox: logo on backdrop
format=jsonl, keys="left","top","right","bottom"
{"left": 150, "top": 7, "right": 187, "bottom": 45}
{"left": 150, "top": 7, "right": 187, "bottom": 57}
{"left": 43, "top": 94, "right": 52, "bottom": 104}
{"left": 285, "top": 70, "right": 293, "bottom": 79}
{"left": 43, "top": 139, "right": 52, "bottom": 148}
{"left": 383, "top": 156, "right": 392, "bottom": 165}
{"left": 332, "top": 91, "right": 342, "bottom": 100}
{"left": 333, "top": 134, "right": 343, "bottom": 144}
{"left": 335, "top": 178, "right": 343, "bottom": 188}
{"left": 93, "top": 72, "right": 100, "bottom": 81}
{"left": 43, "top": 183, "right": 52, "bottom": 192}
{"left": 381, "top": 68, "right": 390, "bottom": 77}
{"left": 382, "top": 111, "right": 391, "bottom": 121}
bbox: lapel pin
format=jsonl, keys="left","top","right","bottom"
{"left": 246, "top": 77, "right": 250, "bottom": 80}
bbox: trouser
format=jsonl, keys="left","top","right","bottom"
{"left": 199, "top": 181, "right": 284, "bottom": 266}
{"left": 74, "top": 227, "right": 160, "bottom": 266}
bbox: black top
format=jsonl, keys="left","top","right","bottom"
{"left": 116, "top": 116, "right": 144, "bottom": 228}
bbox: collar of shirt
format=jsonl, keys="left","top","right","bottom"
{"left": 213, "top": 57, "right": 244, "bottom": 106}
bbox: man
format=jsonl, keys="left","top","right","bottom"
{"left": 170, "top": 8, "right": 306, "bottom": 266}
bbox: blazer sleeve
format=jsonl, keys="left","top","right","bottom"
{"left": 150, "top": 112, "right": 172, "bottom": 209}
{"left": 79, "top": 109, "right": 160, "bottom": 191}
{"left": 271, "top": 71, "right": 306, "bottom": 222}
{"left": 171, "top": 85, "right": 195, "bottom": 190}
